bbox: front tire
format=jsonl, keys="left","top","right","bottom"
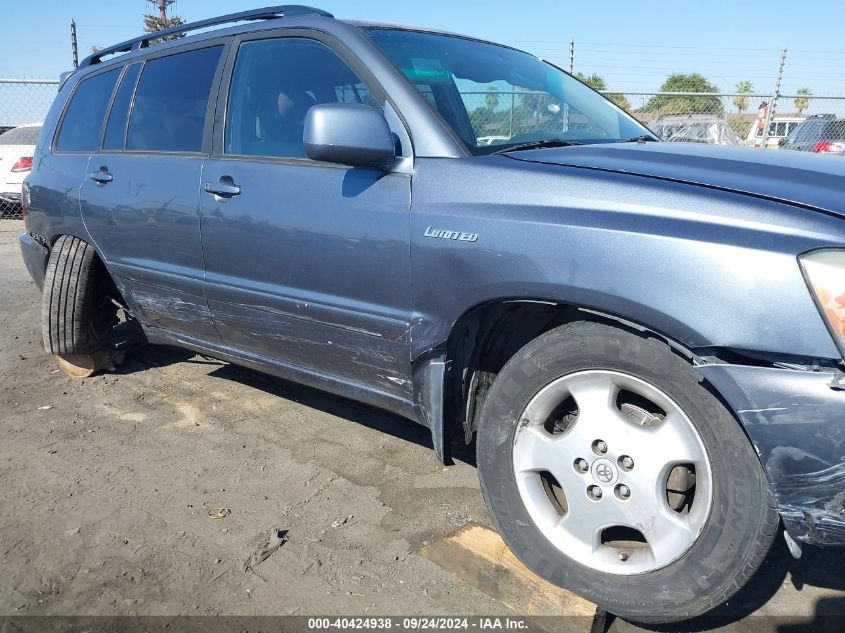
{"left": 476, "top": 321, "right": 777, "bottom": 623}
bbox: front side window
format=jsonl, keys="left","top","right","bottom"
{"left": 365, "top": 29, "right": 648, "bottom": 154}
{"left": 225, "top": 38, "right": 381, "bottom": 158}
{"left": 55, "top": 69, "right": 120, "bottom": 152}
{"left": 127, "top": 46, "right": 222, "bottom": 152}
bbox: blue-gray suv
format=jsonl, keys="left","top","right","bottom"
{"left": 18, "top": 5, "right": 845, "bottom": 623}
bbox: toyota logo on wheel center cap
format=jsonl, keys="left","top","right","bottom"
{"left": 591, "top": 458, "right": 618, "bottom": 486}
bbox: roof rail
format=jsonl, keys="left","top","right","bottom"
{"left": 79, "top": 5, "right": 333, "bottom": 69}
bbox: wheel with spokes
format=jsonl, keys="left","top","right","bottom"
{"left": 477, "top": 321, "right": 777, "bottom": 623}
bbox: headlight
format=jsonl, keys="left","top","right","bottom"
{"left": 799, "top": 249, "right": 845, "bottom": 356}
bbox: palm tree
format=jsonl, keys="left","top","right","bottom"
{"left": 794, "top": 87, "right": 812, "bottom": 115}
{"left": 733, "top": 80, "right": 753, "bottom": 113}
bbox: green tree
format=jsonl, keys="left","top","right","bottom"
{"left": 144, "top": 0, "right": 185, "bottom": 44}
{"left": 733, "top": 80, "right": 753, "bottom": 113}
{"left": 643, "top": 73, "right": 723, "bottom": 115}
{"left": 485, "top": 87, "right": 500, "bottom": 111}
{"left": 574, "top": 72, "right": 631, "bottom": 110}
{"left": 575, "top": 72, "right": 606, "bottom": 91}
{"left": 794, "top": 87, "right": 812, "bottom": 114}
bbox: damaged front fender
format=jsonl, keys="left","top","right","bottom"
{"left": 697, "top": 363, "right": 845, "bottom": 546}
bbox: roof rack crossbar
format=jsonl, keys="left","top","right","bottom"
{"left": 79, "top": 5, "right": 333, "bottom": 68}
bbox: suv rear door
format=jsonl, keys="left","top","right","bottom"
{"left": 30, "top": 67, "right": 121, "bottom": 242}
{"left": 79, "top": 43, "right": 227, "bottom": 342}
{"left": 200, "top": 32, "right": 413, "bottom": 399}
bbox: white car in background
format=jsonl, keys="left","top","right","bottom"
{"left": 0, "top": 124, "right": 41, "bottom": 215}
{"left": 745, "top": 115, "right": 805, "bottom": 148}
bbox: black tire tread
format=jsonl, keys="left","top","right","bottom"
{"left": 476, "top": 320, "right": 779, "bottom": 623}
{"left": 42, "top": 235, "right": 105, "bottom": 356}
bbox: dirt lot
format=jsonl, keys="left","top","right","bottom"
{"left": 1, "top": 219, "right": 844, "bottom": 632}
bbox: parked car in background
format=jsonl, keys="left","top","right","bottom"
{"left": 780, "top": 113, "right": 845, "bottom": 154}
{"left": 649, "top": 114, "right": 742, "bottom": 145}
{"left": 18, "top": 5, "right": 845, "bottom": 624}
{"left": 477, "top": 135, "right": 511, "bottom": 146}
{"left": 0, "top": 124, "right": 41, "bottom": 215}
{"left": 745, "top": 115, "right": 804, "bottom": 148}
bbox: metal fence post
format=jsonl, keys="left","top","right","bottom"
{"left": 71, "top": 20, "right": 79, "bottom": 71}
{"left": 760, "top": 48, "right": 787, "bottom": 149}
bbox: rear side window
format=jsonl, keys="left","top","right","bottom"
{"left": 103, "top": 63, "right": 142, "bottom": 150}
{"left": 127, "top": 46, "right": 222, "bottom": 153}
{"left": 55, "top": 69, "right": 120, "bottom": 152}
{"left": 827, "top": 121, "right": 845, "bottom": 141}
{"left": 0, "top": 126, "right": 41, "bottom": 145}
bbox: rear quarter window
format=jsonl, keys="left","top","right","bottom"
{"left": 55, "top": 69, "right": 121, "bottom": 152}
{"left": 0, "top": 126, "right": 41, "bottom": 145}
{"left": 827, "top": 121, "right": 845, "bottom": 141}
{"left": 103, "top": 63, "right": 142, "bottom": 150}
{"left": 126, "top": 46, "right": 222, "bottom": 153}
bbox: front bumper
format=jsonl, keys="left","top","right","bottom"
{"left": 698, "top": 363, "right": 845, "bottom": 546}
{"left": 19, "top": 232, "right": 49, "bottom": 292}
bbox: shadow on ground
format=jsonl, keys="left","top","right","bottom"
{"left": 115, "top": 344, "right": 844, "bottom": 632}
{"left": 116, "top": 343, "right": 478, "bottom": 466}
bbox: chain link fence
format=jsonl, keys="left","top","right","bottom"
{"left": 465, "top": 89, "right": 845, "bottom": 149}
{"left": 2, "top": 78, "right": 844, "bottom": 219}
{"left": 0, "top": 79, "right": 58, "bottom": 219}
{"left": 608, "top": 92, "right": 845, "bottom": 147}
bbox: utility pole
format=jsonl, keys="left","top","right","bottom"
{"left": 569, "top": 39, "right": 574, "bottom": 73}
{"left": 70, "top": 20, "right": 78, "bottom": 70}
{"left": 760, "top": 48, "right": 787, "bottom": 150}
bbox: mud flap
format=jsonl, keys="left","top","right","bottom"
{"left": 415, "top": 356, "right": 450, "bottom": 464}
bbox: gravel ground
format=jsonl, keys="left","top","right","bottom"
{"left": 1, "top": 219, "right": 844, "bottom": 632}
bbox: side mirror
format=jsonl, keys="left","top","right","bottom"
{"left": 304, "top": 103, "right": 396, "bottom": 170}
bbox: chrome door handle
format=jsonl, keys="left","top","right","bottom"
{"left": 203, "top": 180, "right": 241, "bottom": 197}
{"left": 88, "top": 169, "right": 113, "bottom": 184}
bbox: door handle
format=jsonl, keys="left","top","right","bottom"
{"left": 203, "top": 179, "right": 241, "bottom": 198}
{"left": 88, "top": 168, "right": 113, "bottom": 184}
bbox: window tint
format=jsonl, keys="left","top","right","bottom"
{"left": 127, "top": 46, "right": 222, "bottom": 152}
{"left": 103, "top": 63, "right": 142, "bottom": 150}
{"left": 795, "top": 120, "right": 825, "bottom": 142}
{"left": 0, "top": 126, "right": 41, "bottom": 145}
{"left": 826, "top": 121, "right": 845, "bottom": 141}
{"left": 225, "top": 38, "right": 380, "bottom": 158}
{"left": 55, "top": 69, "right": 120, "bottom": 152}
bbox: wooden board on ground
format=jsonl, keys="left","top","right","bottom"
{"left": 420, "top": 523, "right": 597, "bottom": 618}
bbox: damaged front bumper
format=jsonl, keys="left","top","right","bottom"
{"left": 698, "top": 363, "right": 845, "bottom": 546}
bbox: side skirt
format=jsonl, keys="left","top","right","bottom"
{"left": 144, "top": 326, "right": 420, "bottom": 425}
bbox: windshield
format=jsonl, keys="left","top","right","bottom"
{"left": 365, "top": 28, "right": 650, "bottom": 154}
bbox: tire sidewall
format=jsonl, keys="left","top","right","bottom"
{"left": 476, "top": 323, "right": 772, "bottom": 621}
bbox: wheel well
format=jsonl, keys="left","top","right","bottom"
{"left": 444, "top": 300, "right": 694, "bottom": 446}
{"left": 49, "top": 233, "right": 128, "bottom": 312}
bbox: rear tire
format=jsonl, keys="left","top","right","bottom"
{"left": 42, "top": 235, "right": 118, "bottom": 375}
{"left": 476, "top": 321, "right": 777, "bottom": 623}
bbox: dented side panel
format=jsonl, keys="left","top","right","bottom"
{"left": 697, "top": 364, "right": 845, "bottom": 546}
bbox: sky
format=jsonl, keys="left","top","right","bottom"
{"left": 1, "top": 0, "right": 844, "bottom": 97}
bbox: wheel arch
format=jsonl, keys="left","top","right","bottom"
{"left": 430, "top": 296, "right": 769, "bottom": 460}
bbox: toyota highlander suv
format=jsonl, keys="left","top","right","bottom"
{"left": 18, "top": 5, "right": 845, "bottom": 623}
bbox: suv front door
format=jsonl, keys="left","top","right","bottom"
{"left": 200, "top": 34, "right": 413, "bottom": 400}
